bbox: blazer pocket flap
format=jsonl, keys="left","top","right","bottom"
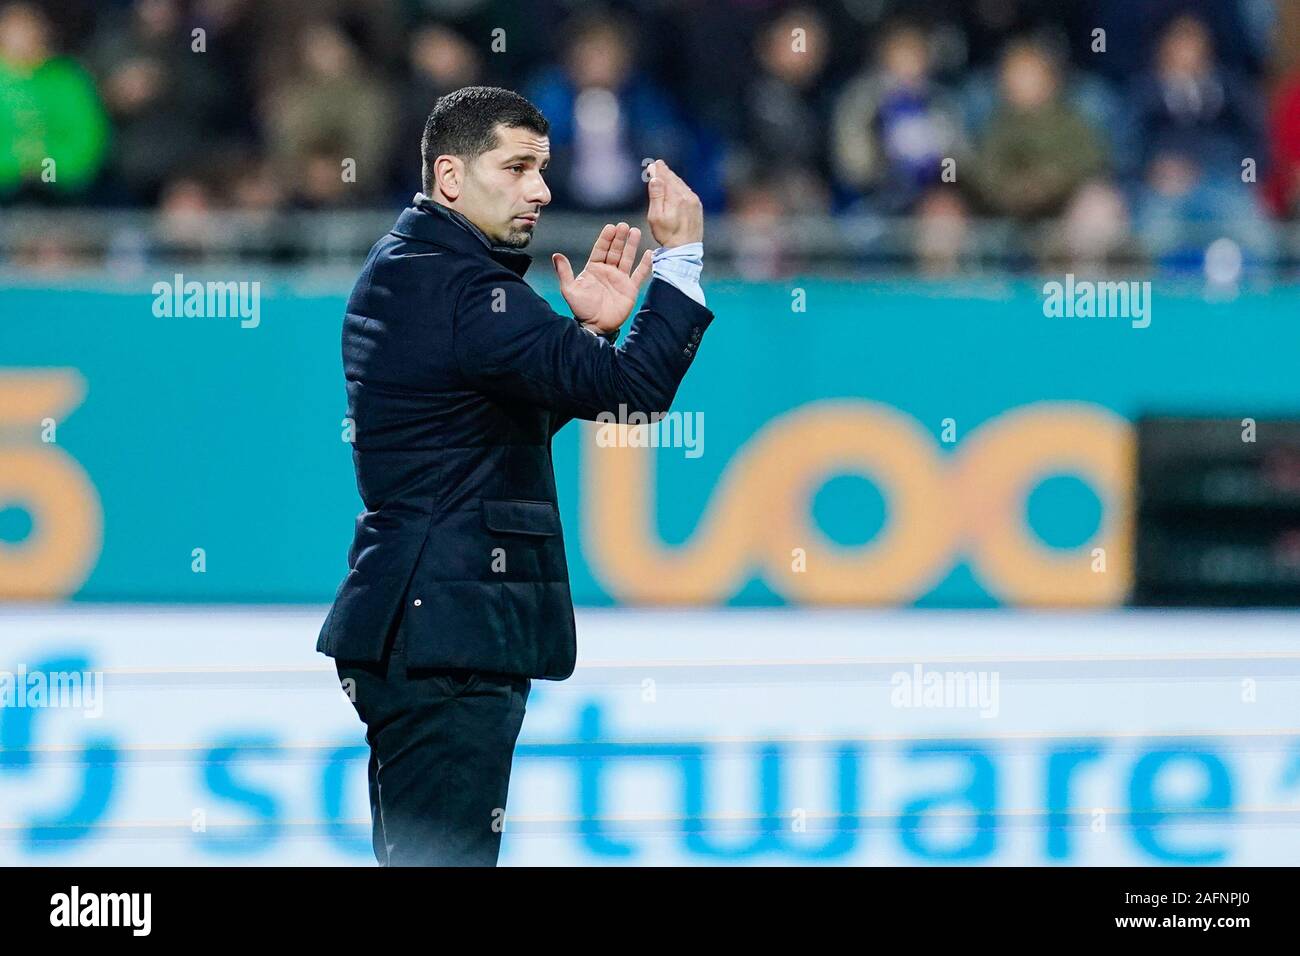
{"left": 481, "top": 498, "right": 560, "bottom": 536}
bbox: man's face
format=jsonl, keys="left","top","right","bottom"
{"left": 457, "top": 124, "right": 552, "bottom": 248}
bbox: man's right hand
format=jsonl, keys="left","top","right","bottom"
{"left": 645, "top": 159, "right": 703, "bottom": 248}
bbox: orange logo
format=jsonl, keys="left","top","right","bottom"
{"left": 0, "top": 370, "right": 103, "bottom": 598}
{"left": 582, "top": 401, "right": 1133, "bottom": 606}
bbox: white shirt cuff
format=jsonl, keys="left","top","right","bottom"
{"left": 651, "top": 242, "right": 705, "bottom": 307}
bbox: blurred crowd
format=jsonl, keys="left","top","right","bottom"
{"left": 3, "top": 0, "right": 1300, "bottom": 274}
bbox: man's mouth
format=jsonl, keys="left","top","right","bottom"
{"left": 514, "top": 214, "right": 538, "bottom": 225}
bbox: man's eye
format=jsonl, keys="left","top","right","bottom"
{"left": 510, "top": 165, "right": 524, "bottom": 173}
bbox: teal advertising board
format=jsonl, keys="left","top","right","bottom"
{"left": 1, "top": 276, "right": 1294, "bottom": 606}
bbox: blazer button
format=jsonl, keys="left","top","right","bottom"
{"left": 690, "top": 327, "right": 702, "bottom": 341}
{"left": 413, "top": 599, "right": 422, "bottom": 607}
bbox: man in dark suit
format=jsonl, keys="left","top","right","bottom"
{"left": 319, "top": 87, "right": 713, "bottom": 865}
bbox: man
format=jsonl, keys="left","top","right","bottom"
{"left": 318, "top": 86, "right": 713, "bottom": 866}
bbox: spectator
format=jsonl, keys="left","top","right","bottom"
{"left": 191, "top": 0, "right": 262, "bottom": 145}
{"left": 291, "top": 141, "right": 357, "bottom": 210}
{"left": 262, "top": 21, "right": 396, "bottom": 205}
{"left": 1131, "top": 15, "right": 1271, "bottom": 268}
{"left": 831, "top": 22, "right": 963, "bottom": 213}
{"left": 913, "top": 187, "right": 970, "bottom": 275}
{"left": 390, "top": 24, "right": 483, "bottom": 200}
{"left": 156, "top": 175, "right": 217, "bottom": 258}
{"left": 968, "top": 39, "right": 1107, "bottom": 220}
{"left": 1264, "top": 71, "right": 1300, "bottom": 219}
{"left": 213, "top": 149, "right": 283, "bottom": 212}
{"left": 0, "top": 2, "right": 108, "bottom": 202}
{"left": 729, "top": 176, "right": 793, "bottom": 280}
{"left": 738, "top": 7, "right": 834, "bottom": 193}
{"left": 526, "top": 12, "right": 698, "bottom": 214}
{"left": 245, "top": 0, "right": 404, "bottom": 97}
{"left": 90, "top": 0, "right": 225, "bottom": 205}
{"left": 1132, "top": 14, "right": 1262, "bottom": 181}
{"left": 1042, "top": 180, "right": 1136, "bottom": 273}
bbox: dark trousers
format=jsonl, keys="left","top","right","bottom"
{"left": 335, "top": 627, "right": 531, "bottom": 866}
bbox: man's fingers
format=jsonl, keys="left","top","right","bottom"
{"left": 647, "top": 174, "right": 667, "bottom": 220}
{"left": 587, "top": 223, "right": 616, "bottom": 267}
{"left": 618, "top": 226, "right": 641, "bottom": 273}
{"left": 655, "top": 159, "right": 685, "bottom": 191}
{"left": 606, "top": 222, "right": 630, "bottom": 266}
{"left": 630, "top": 248, "right": 653, "bottom": 288}
{"left": 552, "top": 252, "right": 575, "bottom": 287}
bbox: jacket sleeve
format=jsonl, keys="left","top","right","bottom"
{"left": 452, "top": 267, "right": 713, "bottom": 422}
{"left": 547, "top": 321, "right": 619, "bottom": 437}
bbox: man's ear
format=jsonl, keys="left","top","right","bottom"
{"left": 433, "top": 154, "right": 464, "bottom": 202}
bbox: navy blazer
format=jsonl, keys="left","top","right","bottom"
{"left": 317, "top": 199, "right": 714, "bottom": 679}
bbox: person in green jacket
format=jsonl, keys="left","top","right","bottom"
{"left": 971, "top": 39, "right": 1108, "bottom": 220}
{"left": 0, "top": 3, "right": 109, "bottom": 200}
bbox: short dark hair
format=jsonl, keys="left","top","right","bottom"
{"left": 420, "top": 86, "right": 549, "bottom": 193}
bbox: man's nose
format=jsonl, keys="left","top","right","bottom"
{"left": 528, "top": 172, "right": 551, "bottom": 207}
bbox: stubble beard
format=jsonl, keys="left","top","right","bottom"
{"left": 500, "top": 224, "right": 534, "bottom": 248}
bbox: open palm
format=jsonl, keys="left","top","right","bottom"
{"left": 552, "top": 222, "right": 653, "bottom": 334}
